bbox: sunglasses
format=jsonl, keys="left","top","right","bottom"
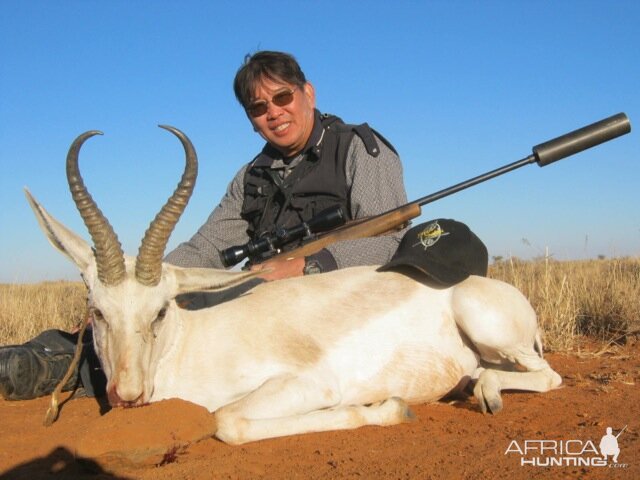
{"left": 246, "top": 88, "right": 296, "bottom": 118}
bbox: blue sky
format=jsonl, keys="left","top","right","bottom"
{"left": 1, "top": 1, "right": 638, "bottom": 283}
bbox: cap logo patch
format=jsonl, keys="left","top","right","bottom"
{"left": 414, "top": 221, "right": 449, "bottom": 250}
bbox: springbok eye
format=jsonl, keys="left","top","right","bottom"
{"left": 151, "top": 307, "right": 167, "bottom": 338}
{"left": 157, "top": 307, "right": 167, "bottom": 321}
{"left": 91, "top": 308, "right": 104, "bottom": 322}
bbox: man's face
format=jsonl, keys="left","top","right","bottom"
{"left": 247, "top": 76, "right": 316, "bottom": 158}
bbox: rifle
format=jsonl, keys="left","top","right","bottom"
{"left": 615, "top": 425, "right": 627, "bottom": 439}
{"left": 221, "top": 113, "right": 631, "bottom": 267}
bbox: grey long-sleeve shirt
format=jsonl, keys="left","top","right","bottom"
{"left": 164, "top": 130, "right": 408, "bottom": 270}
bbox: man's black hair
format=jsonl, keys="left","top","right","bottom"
{"left": 233, "top": 51, "right": 307, "bottom": 108}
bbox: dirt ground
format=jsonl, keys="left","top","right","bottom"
{"left": 0, "top": 339, "right": 638, "bottom": 480}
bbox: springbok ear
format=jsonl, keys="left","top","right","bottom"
{"left": 24, "top": 188, "right": 95, "bottom": 272}
{"left": 169, "top": 265, "right": 264, "bottom": 295}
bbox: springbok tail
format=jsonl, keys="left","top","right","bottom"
{"left": 534, "top": 330, "right": 544, "bottom": 359}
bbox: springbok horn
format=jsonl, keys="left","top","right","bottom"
{"left": 67, "top": 131, "right": 126, "bottom": 286}
{"left": 135, "top": 125, "right": 198, "bottom": 286}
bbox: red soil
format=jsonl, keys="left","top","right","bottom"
{"left": 0, "top": 340, "right": 638, "bottom": 479}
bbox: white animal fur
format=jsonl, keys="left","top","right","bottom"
{"left": 26, "top": 190, "right": 561, "bottom": 445}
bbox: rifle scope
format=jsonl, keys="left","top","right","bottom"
{"left": 220, "top": 205, "right": 346, "bottom": 267}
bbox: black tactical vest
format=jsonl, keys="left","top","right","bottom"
{"left": 241, "top": 111, "right": 395, "bottom": 250}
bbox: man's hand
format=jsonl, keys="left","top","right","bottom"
{"left": 249, "top": 256, "right": 305, "bottom": 282}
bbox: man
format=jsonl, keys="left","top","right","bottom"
{"left": 166, "top": 50, "right": 407, "bottom": 279}
{"left": 0, "top": 51, "right": 408, "bottom": 401}
{"left": 599, "top": 426, "right": 622, "bottom": 463}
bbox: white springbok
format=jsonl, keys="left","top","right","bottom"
{"left": 26, "top": 127, "right": 562, "bottom": 445}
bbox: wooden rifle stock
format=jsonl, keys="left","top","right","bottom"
{"left": 274, "top": 203, "right": 421, "bottom": 260}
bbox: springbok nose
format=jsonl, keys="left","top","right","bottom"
{"left": 107, "top": 384, "right": 143, "bottom": 407}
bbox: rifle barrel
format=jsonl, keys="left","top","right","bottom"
{"left": 415, "top": 155, "right": 536, "bottom": 208}
{"left": 414, "top": 112, "right": 630, "bottom": 209}
{"left": 615, "top": 425, "right": 628, "bottom": 439}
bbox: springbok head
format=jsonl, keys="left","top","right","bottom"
{"left": 26, "top": 126, "right": 257, "bottom": 406}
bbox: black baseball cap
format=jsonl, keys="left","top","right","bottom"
{"left": 378, "top": 219, "right": 488, "bottom": 286}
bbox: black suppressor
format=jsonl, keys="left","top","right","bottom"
{"left": 220, "top": 205, "right": 346, "bottom": 267}
{"left": 532, "top": 112, "right": 630, "bottom": 166}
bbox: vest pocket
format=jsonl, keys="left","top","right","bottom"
{"left": 241, "top": 182, "right": 274, "bottom": 235}
{"left": 289, "top": 195, "right": 345, "bottom": 225}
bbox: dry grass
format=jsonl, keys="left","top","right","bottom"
{"left": 0, "top": 257, "right": 639, "bottom": 351}
{"left": 490, "top": 256, "right": 640, "bottom": 352}
{"left": 0, "top": 281, "right": 87, "bottom": 345}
